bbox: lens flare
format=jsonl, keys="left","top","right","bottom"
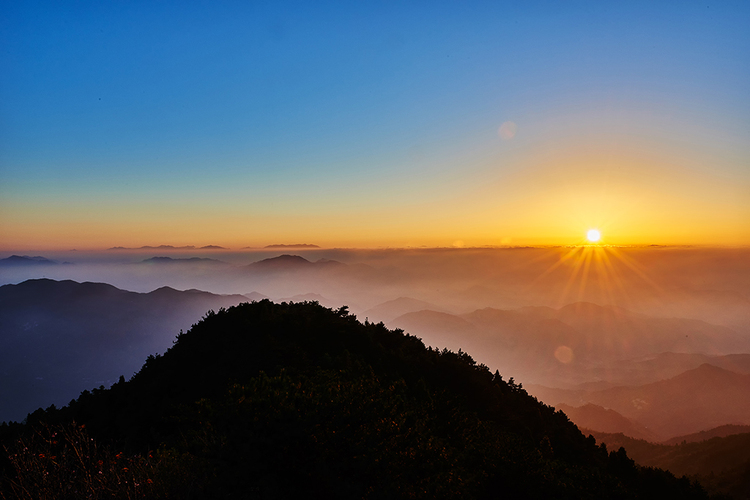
{"left": 554, "top": 345, "right": 574, "bottom": 364}
{"left": 498, "top": 121, "right": 518, "bottom": 140}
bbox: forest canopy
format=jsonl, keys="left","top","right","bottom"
{"left": 1, "top": 300, "right": 711, "bottom": 499}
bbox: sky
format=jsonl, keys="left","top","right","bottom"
{"left": 1, "top": 1, "right": 749, "bottom": 250}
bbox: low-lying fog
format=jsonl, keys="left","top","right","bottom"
{"left": 1, "top": 246, "right": 749, "bottom": 439}
{"left": 4, "top": 246, "right": 748, "bottom": 326}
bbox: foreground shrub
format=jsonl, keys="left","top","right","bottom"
{"left": 1, "top": 423, "right": 205, "bottom": 499}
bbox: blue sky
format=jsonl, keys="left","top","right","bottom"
{"left": 1, "top": 1, "right": 748, "bottom": 248}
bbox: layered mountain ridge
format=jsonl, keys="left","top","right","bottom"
{"left": 0, "top": 279, "right": 247, "bottom": 423}
{"left": 1, "top": 300, "right": 710, "bottom": 499}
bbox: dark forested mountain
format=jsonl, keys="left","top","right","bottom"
{"left": 0, "top": 301, "right": 709, "bottom": 499}
{"left": 0, "top": 279, "right": 247, "bottom": 423}
{"left": 392, "top": 302, "right": 750, "bottom": 441}
{"left": 587, "top": 430, "right": 750, "bottom": 499}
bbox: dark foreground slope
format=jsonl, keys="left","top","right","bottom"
{"left": 587, "top": 430, "right": 750, "bottom": 500}
{"left": 1, "top": 301, "right": 709, "bottom": 499}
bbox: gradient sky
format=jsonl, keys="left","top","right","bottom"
{"left": 1, "top": 1, "right": 749, "bottom": 250}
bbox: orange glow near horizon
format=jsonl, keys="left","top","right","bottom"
{"left": 516, "top": 240, "right": 680, "bottom": 320}
{"left": 1, "top": 1, "right": 748, "bottom": 255}
{"left": 1, "top": 142, "right": 748, "bottom": 251}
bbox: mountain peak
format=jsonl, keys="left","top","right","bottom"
{"left": 0, "top": 255, "right": 57, "bottom": 266}
{"left": 252, "top": 254, "right": 311, "bottom": 266}
{"left": 141, "top": 256, "right": 222, "bottom": 264}
{"left": 679, "top": 363, "right": 741, "bottom": 379}
{"left": 264, "top": 243, "right": 320, "bottom": 249}
{"left": 2, "top": 300, "right": 711, "bottom": 499}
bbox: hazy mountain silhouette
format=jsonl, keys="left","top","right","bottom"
{"left": 637, "top": 288, "right": 750, "bottom": 332}
{"left": 140, "top": 256, "right": 226, "bottom": 265}
{"left": 552, "top": 302, "right": 746, "bottom": 355}
{"left": 248, "top": 254, "right": 311, "bottom": 269}
{"left": 554, "top": 403, "right": 659, "bottom": 442}
{"left": 1, "top": 301, "right": 709, "bottom": 499}
{"left": 108, "top": 244, "right": 226, "bottom": 250}
{"left": 0, "top": 255, "right": 58, "bottom": 267}
{"left": 247, "top": 254, "right": 344, "bottom": 274}
{"left": 17, "top": 247, "right": 747, "bottom": 335}
{"left": 315, "top": 257, "right": 345, "bottom": 267}
{"left": 264, "top": 243, "right": 320, "bottom": 248}
{"left": 600, "top": 352, "right": 750, "bottom": 386}
{"left": 364, "top": 297, "right": 448, "bottom": 323}
{"left": 243, "top": 291, "right": 269, "bottom": 301}
{"left": 390, "top": 302, "right": 749, "bottom": 387}
{"left": 531, "top": 364, "right": 750, "bottom": 439}
{"left": 109, "top": 245, "right": 197, "bottom": 250}
{"left": 392, "top": 310, "right": 479, "bottom": 353}
{"left": 662, "top": 424, "right": 750, "bottom": 445}
{"left": 0, "top": 279, "right": 247, "bottom": 423}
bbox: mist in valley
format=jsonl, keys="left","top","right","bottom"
{"left": 2, "top": 245, "right": 749, "bottom": 442}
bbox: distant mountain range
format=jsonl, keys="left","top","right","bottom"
{"left": 109, "top": 245, "right": 227, "bottom": 250}
{"left": 555, "top": 403, "right": 659, "bottom": 442}
{"left": 248, "top": 254, "right": 313, "bottom": 270}
{"left": 0, "top": 255, "right": 61, "bottom": 266}
{"left": 0, "top": 279, "right": 246, "bottom": 423}
{"left": 362, "top": 297, "right": 449, "bottom": 323}
{"left": 389, "top": 301, "right": 750, "bottom": 387}
{"left": 531, "top": 364, "right": 750, "bottom": 439}
{"left": 264, "top": 243, "right": 320, "bottom": 248}
{"left": 661, "top": 424, "right": 750, "bottom": 445}
{"left": 140, "top": 256, "right": 226, "bottom": 264}
{"left": 247, "top": 254, "right": 343, "bottom": 273}
{"left": 636, "top": 287, "right": 750, "bottom": 333}
{"left": 243, "top": 291, "right": 269, "bottom": 301}
{"left": 386, "top": 301, "right": 750, "bottom": 439}
{"left": 3, "top": 274, "right": 749, "bottom": 445}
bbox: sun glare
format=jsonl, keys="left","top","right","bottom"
{"left": 586, "top": 229, "right": 601, "bottom": 243}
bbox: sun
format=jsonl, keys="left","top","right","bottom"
{"left": 586, "top": 229, "right": 601, "bottom": 243}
